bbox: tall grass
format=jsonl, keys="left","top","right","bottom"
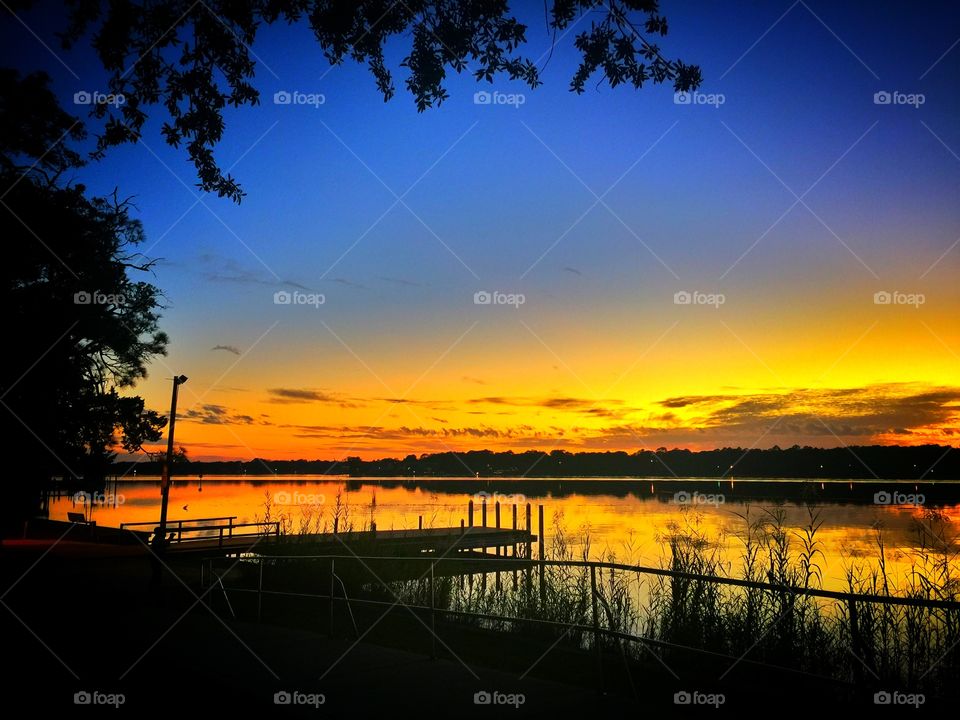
{"left": 248, "top": 493, "right": 959, "bottom": 696}
{"left": 380, "top": 505, "right": 959, "bottom": 696}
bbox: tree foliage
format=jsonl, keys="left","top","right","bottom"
{"left": 49, "top": 0, "right": 701, "bottom": 202}
{"left": 1, "top": 69, "right": 168, "bottom": 495}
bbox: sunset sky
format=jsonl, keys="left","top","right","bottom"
{"left": 6, "top": 1, "right": 959, "bottom": 460}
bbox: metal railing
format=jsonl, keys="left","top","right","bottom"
{"left": 202, "top": 553, "right": 960, "bottom": 689}
{"left": 121, "top": 516, "right": 280, "bottom": 545}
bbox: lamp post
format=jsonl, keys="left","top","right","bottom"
{"left": 158, "top": 374, "right": 188, "bottom": 548}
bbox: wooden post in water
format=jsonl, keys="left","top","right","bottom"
{"left": 538, "top": 505, "right": 545, "bottom": 560}
{"left": 538, "top": 504, "right": 546, "bottom": 604}
{"left": 525, "top": 503, "right": 532, "bottom": 558}
{"left": 512, "top": 504, "right": 518, "bottom": 591}
{"left": 481, "top": 497, "right": 487, "bottom": 555}
{"left": 495, "top": 501, "right": 502, "bottom": 590}
{"left": 418, "top": 515, "right": 423, "bottom": 530}
{"left": 468, "top": 499, "right": 474, "bottom": 528}
{"left": 524, "top": 503, "right": 533, "bottom": 596}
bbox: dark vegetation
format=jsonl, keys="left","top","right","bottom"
{"left": 116, "top": 444, "right": 959, "bottom": 479}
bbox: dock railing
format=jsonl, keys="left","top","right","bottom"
{"left": 121, "top": 516, "right": 280, "bottom": 545}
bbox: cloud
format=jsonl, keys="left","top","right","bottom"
{"left": 640, "top": 383, "right": 960, "bottom": 447}
{"left": 465, "top": 395, "right": 629, "bottom": 418}
{"left": 180, "top": 404, "right": 269, "bottom": 426}
{"left": 377, "top": 275, "right": 422, "bottom": 287}
{"left": 211, "top": 344, "right": 241, "bottom": 356}
{"left": 658, "top": 395, "right": 731, "bottom": 409}
{"left": 562, "top": 266, "right": 582, "bottom": 276}
{"left": 196, "top": 253, "right": 311, "bottom": 290}
{"left": 313, "top": 383, "right": 959, "bottom": 451}
{"left": 267, "top": 388, "right": 362, "bottom": 408}
{"left": 285, "top": 424, "right": 548, "bottom": 442}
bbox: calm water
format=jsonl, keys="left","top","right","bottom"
{"left": 51, "top": 476, "right": 960, "bottom": 591}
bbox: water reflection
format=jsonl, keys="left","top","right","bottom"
{"left": 50, "top": 476, "right": 959, "bottom": 591}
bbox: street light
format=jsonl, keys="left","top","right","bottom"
{"left": 157, "top": 374, "right": 188, "bottom": 548}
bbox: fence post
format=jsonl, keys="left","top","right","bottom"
{"left": 430, "top": 561, "right": 437, "bottom": 660}
{"left": 257, "top": 556, "right": 263, "bottom": 622}
{"left": 482, "top": 497, "right": 487, "bottom": 528}
{"left": 229, "top": 517, "right": 234, "bottom": 538}
{"left": 591, "top": 564, "right": 603, "bottom": 692}
{"left": 848, "top": 597, "right": 863, "bottom": 685}
{"left": 328, "top": 558, "right": 336, "bottom": 637}
{"left": 218, "top": 526, "right": 223, "bottom": 547}
{"left": 495, "top": 502, "right": 501, "bottom": 557}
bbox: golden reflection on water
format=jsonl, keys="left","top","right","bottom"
{"left": 51, "top": 477, "right": 959, "bottom": 591}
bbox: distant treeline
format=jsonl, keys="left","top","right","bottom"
{"left": 114, "top": 445, "right": 958, "bottom": 480}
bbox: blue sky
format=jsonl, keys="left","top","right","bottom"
{"left": 3, "top": 1, "right": 959, "bottom": 458}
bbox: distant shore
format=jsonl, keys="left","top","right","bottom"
{"left": 110, "top": 444, "right": 960, "bottom": 480}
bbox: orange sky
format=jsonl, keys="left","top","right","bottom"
{"left": 130, "top": 290, "right": 960, "bottom": 461}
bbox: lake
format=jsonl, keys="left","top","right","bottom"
{"left": 50, "top": 476, "right": 960, "bottom": 592}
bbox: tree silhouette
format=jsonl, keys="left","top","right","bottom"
{"left": 40, "top": 0, "right": 702, "bottom": 202}
{"left": 1, "top": 69, "right": 167, "bottom": 527}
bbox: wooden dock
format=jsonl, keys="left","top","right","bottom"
{"left": 26, "top": 515, "right": 538, "bottom": 560}
{"left": 257, "top": 525, "right": 535, "bottom": 556}
{"left": 159, "top": 525, "right": 535, "bottom": 559}
{"left": 30, "top": 498, "right": 546, "bottom": 561}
